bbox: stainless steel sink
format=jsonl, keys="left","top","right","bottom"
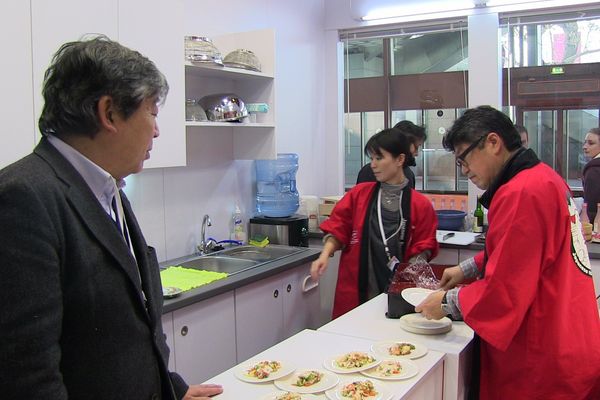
{"left": 178, "top": 256, "right": 259, "bottom": 275}
{"left": 215, "top": 245, "right": 307, "bottom": 263}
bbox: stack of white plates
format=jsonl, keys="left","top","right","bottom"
{"left": 399, "top": 313, "right": 452, "bottom": 335}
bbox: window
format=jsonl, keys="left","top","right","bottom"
{"left": 342, "top": 22, "right": 468, "bottom": 190}
{"left": 502, "top": 11, "right": 600, "bottom": 190}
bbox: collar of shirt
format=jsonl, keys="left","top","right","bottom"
{"left": 47, "top": 135, "right": 122, "bottom": 215}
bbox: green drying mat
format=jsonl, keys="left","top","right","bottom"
{"left": 160, "top": 266, "right": 228, "bottom": 292}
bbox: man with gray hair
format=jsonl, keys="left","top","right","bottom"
{"left": 0, "top": 36, "right": 223, "bottom": 399}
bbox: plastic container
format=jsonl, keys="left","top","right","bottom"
{"left": 436, "top": 210, "right": 467, "bottom": 231}
{"left": 230, "top": 205, "right": 247, "bottom": 244}
{"left": 255, "top": 153, "right": 299, "bottom": 217}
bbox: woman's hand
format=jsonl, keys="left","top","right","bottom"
{"left": 438, "top": 266, "right": 465, "bottom": 290}
{"left": 310, "top": 255, "right": 329, "bottom": 281}
{"left": 183, "top": 383, "right": 223, "bottom": 399}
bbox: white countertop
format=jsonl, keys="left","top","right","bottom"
{"left": 318, "top": 293, "right": 474, "bottom": 356}
{"left": 204, "top": 329, "right": 445, "bottom": 399}
{"left": 318, "top": 294, "right": 474, "bottom": 400}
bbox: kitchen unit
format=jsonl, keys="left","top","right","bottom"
{"left": 160, "top": 246, "right": 321, "bottom": 383}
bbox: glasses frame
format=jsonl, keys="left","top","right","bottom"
{"left": 455, "top": 134, "right": 488, "bottom": 168}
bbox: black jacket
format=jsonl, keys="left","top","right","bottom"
{"left": 0, "top": 138, "right": 187, "bottom": 399}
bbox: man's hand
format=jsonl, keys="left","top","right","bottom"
{"left": 438, "top": 266, "right": 465, "bottom": 290}
{"left": 414, "top": 290, "right": 446, "bottom": 320}
{"left": 183, "top": 383, "right": 223, "bottom": 399}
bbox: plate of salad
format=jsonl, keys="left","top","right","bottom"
{"left": 274, "top": 369, "right": 339, "bottom": 394}
{"left": 234, "top": 360, "right": 295, "bottom": 383}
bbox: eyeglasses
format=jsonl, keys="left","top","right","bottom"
{"left": 455, "top": 134, "right": 488, "bottom": 168}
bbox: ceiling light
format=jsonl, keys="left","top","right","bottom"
{"left": 361, "top": 1, "right": 476, "bottom": 21}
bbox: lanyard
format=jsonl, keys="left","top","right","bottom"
{"left": 377, "top": 189, "right": 406, "bottom": 261}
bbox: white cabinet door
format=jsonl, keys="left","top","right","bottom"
{"left": 161, "top": 312, "right": 175, "bottom": 372}
{"left": 119, "top": 0, "right": 186, "bottom": 168}
{"left": 282, "top": 263, "right": 321, "bottom": 337}
{"left": 0, "top": 0, "right": 35, "bottom": 168}
{"left": 31, "top": 0, "right": 118, "bottom": 130}
{"left": 173, "top": 291, "right": 236, "bottom": 384}
{"left": 234, "top": 273, "right": 284, "bottom": 363}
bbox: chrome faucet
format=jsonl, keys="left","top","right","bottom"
{"left": 197, "top": 214, "right": 217, "bottom": 255}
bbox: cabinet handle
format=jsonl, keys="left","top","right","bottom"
{"left": 287, "top": 284, "right": 292, "bottom": 293}
{"left": 273, "top": 289, "right": 279, "bottom": 298}
{"left": 181, "top": 326, "right": 188, "bottom": 336}
{"left": 302, "top": 275, "right": 319, "bottom": 293}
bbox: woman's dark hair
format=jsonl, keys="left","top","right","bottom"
{"left": 364, "top": 127, "right": 411, "bottom": 160}
{"left": 38, "top": 35, "right": 169, "bottom": 138}
{"left": 443, "top": 106, "right": 522, "bottom": 152}
{"left": 393, "top": 120, "right": 427, "bottom": 144}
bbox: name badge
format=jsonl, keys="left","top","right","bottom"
{"left": 387, "top": 256, "right": 400, "bottom": 272}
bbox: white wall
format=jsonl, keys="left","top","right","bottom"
{"left": 125, "top": 0, "right": 329, "bottom": 261}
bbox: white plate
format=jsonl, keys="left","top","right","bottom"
{"left": 260, "top": 392, "right": 320, "bottom": 400}
{"left": 162, "top": 286, "right": 183, "bottom": 298}
{"left": 274, "top": 369, "right": 339, "bottom": 394}
{"left": 323, "top": 352, "right": 381, "bottom": 374}
{"left": 234, "top": 360, "right": 295, "bottom": 383}
{"left": 401, "top": 287, "right": 436, "bottom": 307}
{"left": 370, "top": 340, "right": 428, "bottom": 360}
{"left": 360, "top": 359, "right": 420, "bottom": 380}
{"left": 399, "top": 313, "right": 452, "bottom": 335}
{"left": 325, "top": 379, "right": 392, "bottom": 400}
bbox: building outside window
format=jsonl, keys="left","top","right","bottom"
{"left": 342, "top": 8, "right": 600, "bottom": 193}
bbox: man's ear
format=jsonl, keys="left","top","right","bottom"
{"left": 97, "top": 95, "right": 117, "bottom": 132}
{"left": 487, "top": 132, "right": 504, "bottom": 154}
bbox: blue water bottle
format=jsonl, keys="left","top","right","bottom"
{"left": 255, "top": 153, "right": 300, "bottom": 217}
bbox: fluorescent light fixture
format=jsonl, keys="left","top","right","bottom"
{"left": 361, "top": 0, "right": 475, "bottom": 21}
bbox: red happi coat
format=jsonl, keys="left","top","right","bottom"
{"left": 320, "top": 182, "right": 438, "bottom": 319}
{"left": 459, "top": 163, "right": 600, "bottom": 399}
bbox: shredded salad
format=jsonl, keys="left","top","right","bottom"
{"left": 388, "top": 342, "right": 415, "bottom": 356}
{"left": 246, "top": 360, "right": 281, "bottom": 379}
{"left": 275, "top": 393, "right": 302, "bottom": 400}
{"left": 340, "top": 380, "right": 378, "bottom": 399}
{"left": 293, "top": 370, "right": 323, "bottom": 387}
{"left": 336, "top": 352, "right": 376, "bottom": 369}
{"left": 375, "top": 360, "right": 403, "bottom": 377}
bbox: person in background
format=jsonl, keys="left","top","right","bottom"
{"left": 0, "top": 37, "right": 223, "bottom": 399}
{"left": 311, "top": 127, "right": 439, "bottom": 319}
{"left": 416, "top": 106, "right": 600, "bottom": 400}
{"left": 582, "top": 127, "right": 600, "bottom": 221}
{"left": 514, "top": 124, "right": 529, "bottom": 148}
{"left": 356, "top": 120, "right": 427, "bottom": 188}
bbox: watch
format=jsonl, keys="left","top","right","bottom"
{"left": 441, "top": 292, "right": 452, "bottom": 317}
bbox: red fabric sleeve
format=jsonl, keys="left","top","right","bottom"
{"left": 319, "top": 183, "right": 375, "bottom": 246}
{"left": 405, "top": 190, "right": 439, "bottom": 261}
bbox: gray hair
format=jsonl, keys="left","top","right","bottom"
{"left": 39, "top": 35, "right": 169, "bottom": 138}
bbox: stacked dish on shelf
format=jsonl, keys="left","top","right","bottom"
{"left": 184, "top": 36, "right": 223, "bottom": 66}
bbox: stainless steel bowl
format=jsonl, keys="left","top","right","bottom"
{"left": 184, "top": 36, "right": 223, "bottom": 66}
{"left": 197, "top": 93, "right": 248, "bottom": 122}
{"left": 223, "top": 49, "right": 261, "bottom": 72}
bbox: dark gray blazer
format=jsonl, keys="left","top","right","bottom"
{"left": 0, "top": 138, "right": 187, "bottom": 399}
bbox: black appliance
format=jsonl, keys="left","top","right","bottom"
{"left": 249, "top": 214, "right": 309, "bottom": 247}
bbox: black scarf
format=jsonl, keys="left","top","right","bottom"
{"left": 479, "top": 148, "right": 540, "bottom": 209}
